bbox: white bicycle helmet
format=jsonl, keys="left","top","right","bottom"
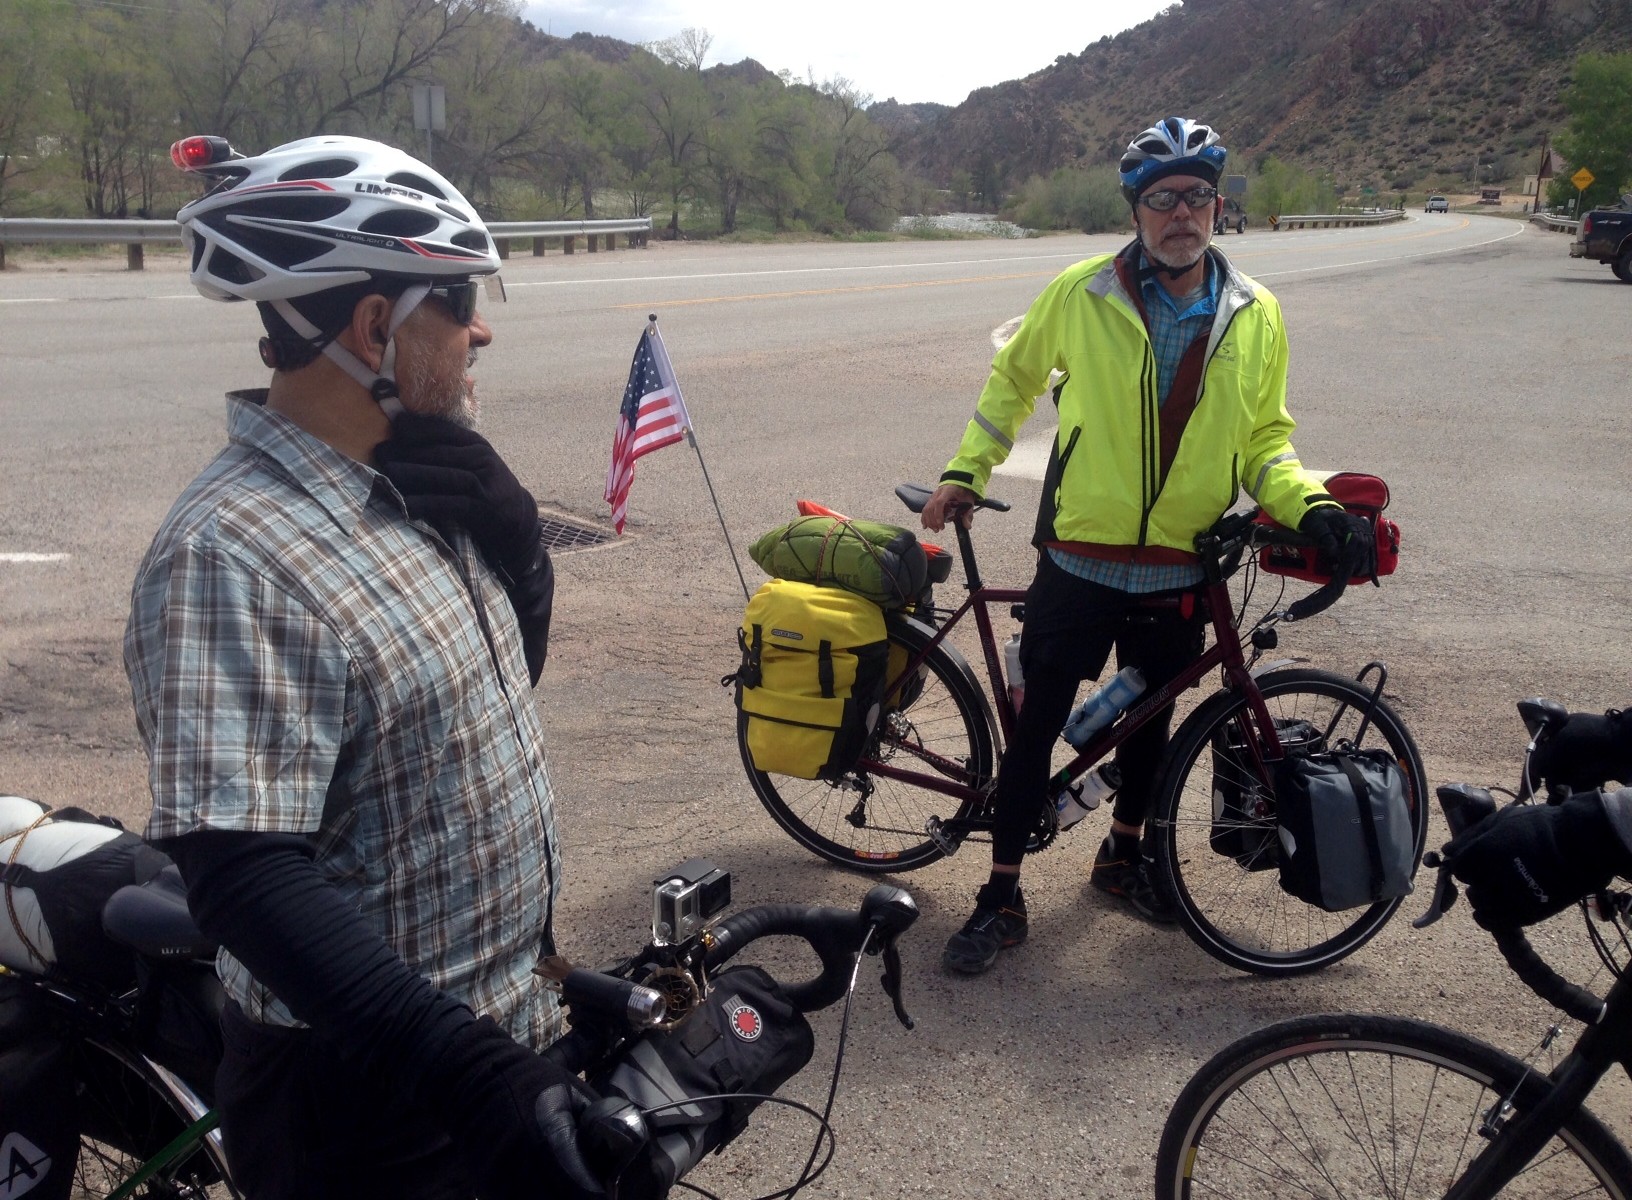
{"left": 171, "top": 134, "right": 500, "bottom": 409}
{"left": 1118, "top": 118, "right": 1227, "bottom": 206}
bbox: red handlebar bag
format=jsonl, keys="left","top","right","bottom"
{"left": 1255, "top": 471, "right": 1400, "bottom": 584}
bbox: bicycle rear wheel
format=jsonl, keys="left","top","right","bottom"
{"left": 72, "top": 1037, "right": 236, "bottom": 1198}
{"left": 1149, "top": 667, "right": 1429, "bottom": 975}
{"left": 1156, "top": 1013, "right": 1632, "bottom": 1199}
{"left": 741, "top": 617, "right": 996, "bottom": 872}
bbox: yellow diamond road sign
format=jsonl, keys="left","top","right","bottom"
{"left": 1572, "top": 167, "right": 1596, "bottom": 191}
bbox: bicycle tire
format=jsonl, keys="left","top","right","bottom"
{"left": 1155, "top": 1013, "right": 1632, "bottom": 1199}
{"left": 71, "top": 1036, "right": 237, "bottom": 1198}
{"left": 741, "top": 616, "right": 996, "bottom": 872}
{"left": 1149, "top": 667, "right": 1430, "bottom": 975}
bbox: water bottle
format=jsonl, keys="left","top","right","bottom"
{"left": 1004, "top": 633, "right": 1024, "bottom": 714}
{"left": 1054, "top": 762, "right": 1122, "bottom": 831}
{"left": 1061, "top": 667, "right": 1147, "bottom": 749}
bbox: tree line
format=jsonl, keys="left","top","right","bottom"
{"left": 0, "top": 1, "right": 917, "bottom": 234}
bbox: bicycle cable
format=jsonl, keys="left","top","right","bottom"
{"left": 662, "top": 924, "right": 879, "bottom": 1200}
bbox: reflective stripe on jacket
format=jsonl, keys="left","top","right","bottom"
{"left": 941, "top": 245, "right": 1330, "bottom": 555}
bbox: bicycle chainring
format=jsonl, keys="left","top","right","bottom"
{"left": 1025, "top": 802, "right": 1059, "bottom": 853}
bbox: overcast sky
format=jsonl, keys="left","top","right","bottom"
{"left": 519, "top": 1, "right": 1177, "bottom": 107}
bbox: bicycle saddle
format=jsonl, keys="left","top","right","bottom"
{"left": 895, "top": 483, "right": 1011, "bottom": 514}
{"left": 102, "top": 864, "right": 217, "bottom": 962}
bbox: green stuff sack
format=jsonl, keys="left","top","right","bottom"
{"left": 733, "top": 579, "right": 888, "bottom": 780}
{"left": 749, "top": 516, "right": 928, "bottom": 610}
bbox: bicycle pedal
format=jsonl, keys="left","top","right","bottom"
{"left": 926, "top": 817, "right": 958, "bottom": 856}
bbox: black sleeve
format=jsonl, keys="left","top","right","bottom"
{"left": 159, "top": 829, "right": 471, "bottom": 1089}
{"left": 503, "top": 536, "right": 554, "bottom": 687}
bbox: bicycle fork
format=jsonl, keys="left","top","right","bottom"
{"left": 1444, "top": 1021, "right": 1632, "bottom": 1199}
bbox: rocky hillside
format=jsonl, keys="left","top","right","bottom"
{"left": 885, "top": 0, "right": 1632, "bottom": 195}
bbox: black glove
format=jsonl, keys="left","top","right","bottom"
{"left": 1442, "top": 792, "right": 1628, "bottom": 928}
{"left": 1298, "top": 504, "right": 1376, "bottom": 582}
{"left": 375, "top": 413, "right": 541, "bottom": 576}
{"left": 1530, "top": 709, "right": 1632, "bottom": 793}
{"left": 430, "top": 1014, "right": 607, "bottom": 1200}
{"left": 376, "top": 413, "right": 554, "bottom": 683}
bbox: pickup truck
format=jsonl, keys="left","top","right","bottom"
{"left": 1570, "top": 198, "right": 1632, "bottom": 282}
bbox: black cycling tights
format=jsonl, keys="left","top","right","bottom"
{"left": 991, "top": 555, "right": 1205, "bottom": 866}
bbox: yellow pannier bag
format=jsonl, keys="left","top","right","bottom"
{"left": 733, "top": 579, "right": 889, "bottom": 780}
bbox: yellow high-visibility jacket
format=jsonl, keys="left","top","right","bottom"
{"left": 941, "top": 247, "right": 1332, "bottom": 558}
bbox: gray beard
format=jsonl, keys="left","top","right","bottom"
{"left": 1139, "top": 223, "right": 1213, "bottom": 273}
{"left": 401, "top": 350, "right": 479, "bottom": 429}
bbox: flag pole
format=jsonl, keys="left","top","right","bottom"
{"left": 648, "top": 314, "right": 751, "bottom": 602}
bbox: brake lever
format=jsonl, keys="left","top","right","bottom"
{"left": 879, "top": 941, "right": 915, "bottom": 1030}
{"left": 1411, "top": 849, "right": 1461, "bottom": 930}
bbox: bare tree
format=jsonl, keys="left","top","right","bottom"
{"left": 646, "top": 27, "right": 713, "bottom": 73}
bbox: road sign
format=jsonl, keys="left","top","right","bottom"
{"left": 1572, "top": 166, "right": 1595, "bottom": 191}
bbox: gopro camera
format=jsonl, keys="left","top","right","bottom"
{"left": 652, "top": 858, "right": 731, "bottom": 946}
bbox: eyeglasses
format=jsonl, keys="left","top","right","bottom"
{"left": 1138, "top": 185, "right": 1219, "bottom": 212}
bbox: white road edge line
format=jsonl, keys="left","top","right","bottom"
{"left": 0, "top": 552, "right": 70, "bottom": 563}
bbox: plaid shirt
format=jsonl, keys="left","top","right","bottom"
{"left": 126, "top": 392, "right": 562, "bottom": 1049}
{"left": 1050, "top": 254, "right": 1220, "bottom": 594}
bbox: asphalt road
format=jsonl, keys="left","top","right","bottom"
{"left": 3, "top": 213, "right": 1630, "bottom": 1197}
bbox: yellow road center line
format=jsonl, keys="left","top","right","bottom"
{"left": 611, "top": 269, "right": 1056, "bottom": 309}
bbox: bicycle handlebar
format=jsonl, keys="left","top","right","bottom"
{"left": 705, "top": 884, "right": 919, "bottom": 1017}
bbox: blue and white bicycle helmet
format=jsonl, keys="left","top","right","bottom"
{"left": 1118, "top": 118, "right": 1228, "bottom": 206}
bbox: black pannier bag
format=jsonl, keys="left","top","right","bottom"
{"left": 592, "top": 965, "right": 815, "bottom": 1195}
{"left": 1274, "top": 748, "right": 1416, "bottom": 912}
{"left": 0, "top": 974, "right": 76, "bottom": 1200}
{"left": 1209, "top": 718, "right": 1324, "bottom": 871}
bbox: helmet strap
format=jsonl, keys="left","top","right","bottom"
{"left": 269, "top": 283, "right": 430, "bottom": 418}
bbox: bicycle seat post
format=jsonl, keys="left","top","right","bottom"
{"left": 954, "top": 519, "right": 983, "bottom": 591}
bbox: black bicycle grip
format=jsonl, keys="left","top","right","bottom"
{"left": 1491, "top": 926, "right": 1606, "bottom": 1025}
{"left": 703, "top": 904, "right": 867, "bottom": 1013}
{"left": 704, "top": 887, "right": 919, "bottom": 1013}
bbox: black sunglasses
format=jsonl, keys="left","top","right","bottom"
{"left": 1138, "top": 185, "right": 1219, "bottom": 212}
{"left": 426, "top": 280, "right": 481, "bottom": 325}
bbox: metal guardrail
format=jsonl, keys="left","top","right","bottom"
{"left": 1269, "top": 211, "right": 1407, "bottom": 231}
{"left": 0, "top": 215, "right": 652, "bottom": 270}
{"left": 1530, "top": 213, "right": 1579, "bottom": 234}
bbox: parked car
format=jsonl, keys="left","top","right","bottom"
{"left": 1213, "top": 196, "right": 1248, "bottom": 234}
{"left": 1425, "top": 195, "right": 1450, "bottom": 213}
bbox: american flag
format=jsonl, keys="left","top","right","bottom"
{"left": 605, "top": 327, "right": 691, "bottom": 534}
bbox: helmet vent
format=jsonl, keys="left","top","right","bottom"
{"left": 386, "top": 171, "right": 447, "bottom": 200}
{"left": 280, "top": 158, "right": 357, "bottom": 182}
{"left": 436, "top": 202, "right": 472, "bottom": 223}
{"left": 208, "top": 246, "right": 257, "bottom": 285}
{"left": 450, "top": 229, "right": 489, "bottom": 254}
{"left": 358, "top": 210, "right": 440, "bottom": 238}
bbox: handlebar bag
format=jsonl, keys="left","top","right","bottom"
{"left": 731, "top": 579, "right": 888, "bottom": 781}
{"left": 1209, "top": 717, "right": 1324, "bottom": 871}
{"left": 592, "top": 965, "right": 815, "bottom": 1195}
{"left": 749, "top": 515, "right": 929, "bottom": 609}
{"left": 1273, "top": 748, "right": 1416, "bottom": 912}
{"left": 0, "top": 975, "right": 75, "bottom": 1200}
{"left": 1255, "top": 471, "right": 1401, "bottom": 584}
{"left": 0, "top": 795, "right": 166, "bottom": 992}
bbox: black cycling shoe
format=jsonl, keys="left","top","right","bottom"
{"left": 942, "top": 886, "right": 1028, "bottom": 975}
{"left": 1090, "top": 837, "right": 1177, "bottom": 925}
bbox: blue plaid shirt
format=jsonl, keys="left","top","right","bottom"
{"left": 127, "top": 393, "right": 563, "bottom": 1049}
{"left": 1050, "top": 254, "right": 1221, "bottom": 593}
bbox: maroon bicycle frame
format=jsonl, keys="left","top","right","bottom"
{"left": 863, "top": 519, "right": 1288, "bottom": 831}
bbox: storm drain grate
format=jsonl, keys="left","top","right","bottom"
{"left": 539, "top": 515, "right": 614, "bottom": 553}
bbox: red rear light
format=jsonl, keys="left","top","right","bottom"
{"left": 1582, "top": 214, "right": 1594, "bottom": 235}
{"left": 170, "top": 135, "right": 238, "bottom": 171}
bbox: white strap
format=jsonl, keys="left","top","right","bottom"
{"left": 270, "top": 283, "right": 430, "bottom": 416}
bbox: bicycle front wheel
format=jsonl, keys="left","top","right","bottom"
{"left": 1156, "top": 1013, "right": 1632, "bottom": 1199}
{"left": 740, "top": 617, "right": 996, "bottom": 872}
{"left": 1150, "top": 667, "right": 1430, "bottom": 975}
